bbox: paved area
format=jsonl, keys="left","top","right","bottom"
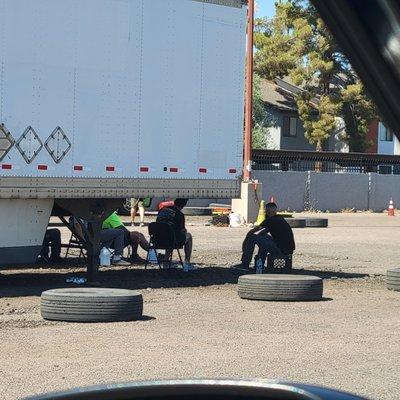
{"left": 1, "top": 213, "right": 400, "bottom": 399}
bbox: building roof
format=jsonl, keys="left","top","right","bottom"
{"left": 259, "top": 79, "right": 298, "bottom": 112}
{"left": 260, "top": 77, "right": 320, "bottom": 112}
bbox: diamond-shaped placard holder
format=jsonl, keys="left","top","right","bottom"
{"left": 44, "top": 126, "right": 72, "bottom": 164}
{"left": 0, "top": 123, "right": 15, "bottom": 162}
{"left": 16, "top": 126, "right": 43, "bottom": 164}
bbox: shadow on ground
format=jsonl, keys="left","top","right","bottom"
{"left": 0, "top": 262, "right": 370, "bottom": 298}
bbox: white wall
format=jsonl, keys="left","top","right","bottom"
{"left": 377, "top": 122, "right": 399, "bottom": 155}
{"left": 253, "top": 170, "right": 400, "bottom": 212}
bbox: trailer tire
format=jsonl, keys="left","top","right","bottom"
{"left": 387, "top": 268, "right": 400, "bottom": 291}
{"left": 41, "top": 288, "right": 143, "bottom": 322}
{"left": 304, "top": 218, "right": 328, "bottom": 228}
{"left": 238, "top": 274, "right": 323, "bottom": 301}
{"left": 285, "top": 218, "right": 306, "bottom": 228}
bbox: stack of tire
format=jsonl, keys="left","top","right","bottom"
{"left": 386, "top": 268, "right": 400, "bottom": 292}
{"left": 238, "top": 275, "right": 323, "bottom": 301}
{"left": 41, "top": 288, "right": 143, "bottom": 322}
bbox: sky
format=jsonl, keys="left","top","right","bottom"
{"left": 255, "top": 1, "right": 276, "bottom": 18}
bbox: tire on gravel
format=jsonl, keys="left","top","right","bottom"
{"left": 208, "top": 203, "right": 231, "bottom": 209}
{"left": 304, "top": 218, "right": 328, "bottom": 228}
{"left": 387, "top": 268, "right": 400, "bottom": 291}
{"left": 182, "top": 207, "right": 212, "bottom": 216}
{"left": 238, "top": 274, "right": 323, "bottom": 301}
{"left": 285, "top": 218, "right": 306, "bottom": 228}
{"left": 41, "top": 288, "right": 143, "bottom": 322}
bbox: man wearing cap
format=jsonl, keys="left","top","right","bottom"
{"left": 238, "top": 202, "right": 295, "bottom": 270}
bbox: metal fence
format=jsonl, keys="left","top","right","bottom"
{"left": 252, "top": 149, "right": 400, "bottom": 174}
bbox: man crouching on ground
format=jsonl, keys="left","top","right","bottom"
{"left": 238, "top": 202, "right": 295, "bottom": 270}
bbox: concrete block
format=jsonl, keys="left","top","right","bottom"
{"left": 232, "top": 182, "right": 263, "bottom": 224}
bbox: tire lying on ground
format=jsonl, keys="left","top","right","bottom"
{"left": 238, "top": 274, "right": 323, "bottom": 301}
{"left": 41, "top": 288, "right": 143, "bottom": 322}
{"left": 208, "top": 203, "right": 231, "bottom": 209}
{"left": 386, "top": 268, "right": 400, "bottom": 292}
{"left": 182, "top": 207, "right": 212, "bottom": 216}
{"left": 285, "top": 218, "right": 306, "bottom": 228}
{"left": 304, "top": 218, "right": 328, "bottom": 228}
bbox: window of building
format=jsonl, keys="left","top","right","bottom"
{"left": 282, "top": 115, "right": 297, "bottom": 137}
{"left": 380, "top": 123, "right": 394, "bottom": 141}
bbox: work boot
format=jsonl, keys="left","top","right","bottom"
{"left": 231, "top": 263, "right": 251, "bottom": 272}
{"left": 129, "top": 254, "right": 146, "bottom": 264}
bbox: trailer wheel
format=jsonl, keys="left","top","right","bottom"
{"left": 285, "top": 218, "right": 306, "bottom": 228}
{"left": 238, "top": 274, "right": 323, "bottom": 301}
{"left": 41, "top": 288, "right": 143, "bottom": 322}
{"left": 387, "top": 268, "right": 400, "bottom": 292}
{"left": 304, "top": 218, "right": 328, "bottom": 228}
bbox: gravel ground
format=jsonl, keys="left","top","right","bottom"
{"left": 1, "top": 213, "right": 400, "bottom": 399}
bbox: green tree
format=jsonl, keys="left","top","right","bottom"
{"left": 254, "top": 0, "right": 376, "bottom": 152}
{"left": 252, "top": 73, "right": 271, "bottom": 149}
{"left": 341, "top": 81, "right": 377, "bottom": 152}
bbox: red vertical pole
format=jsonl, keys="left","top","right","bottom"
{"left": 243, "top": 0, "right": 254, "bottom": 182}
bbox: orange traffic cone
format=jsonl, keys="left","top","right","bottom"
{"left": 388, "top": 198, "right": 395, "bottom": 216}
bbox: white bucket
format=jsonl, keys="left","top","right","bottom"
{"left": 229, "top": 212, "right": 242, "bottom": 227}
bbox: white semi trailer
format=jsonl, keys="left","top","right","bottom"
{"left": 0, "top": 0, "right": 247, "bottom": 277}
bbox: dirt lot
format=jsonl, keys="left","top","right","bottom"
{"left": 1, "top": 213, "right": 400, "bottom": 400}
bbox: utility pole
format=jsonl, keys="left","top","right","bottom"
{"left": 243, "top": 0, "right": 254, "bottom": 181}
{"left": 233, "top": 0, "right": 260, "bottom": 224}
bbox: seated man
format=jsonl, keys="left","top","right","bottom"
{"left": 102, "top": 211, "right": 149, "bottom": 263}
{"left": 73, "top": 218, "right": 128, "bottom": 266}
{"left": 40, "top": 228, "right": 62, "bottom": 262}
{"left": 156, "top": 198, "right": 194, "bottom": 269}
{"left": 239, "top": 202, "right": 295, "bottom": 270}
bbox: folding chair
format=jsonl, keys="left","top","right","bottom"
{"left": 58, "top": 216, "right": 87, "bottom": 260}
{"left": 145, "top": 222, "right": 184, "bottom": 270}
{"left": 64, "top": 231, "right": 87, "bottom": 260}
